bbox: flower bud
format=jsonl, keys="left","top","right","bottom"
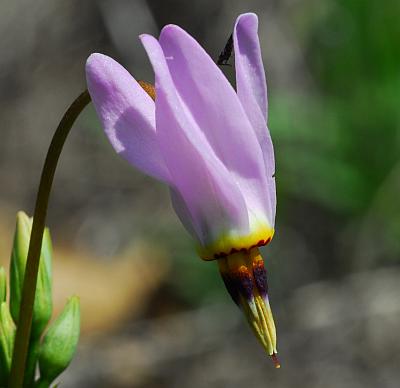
{"left": 39, "top": 296, "right": 80, "bottom": 383}
{"left": 9, "top": 211, "right": 53, "bottom": 337}
{"left": 0, "top": 267, "right": 6, "bottom": 303}
{"left": 0, "top": 302, "right": 16, "bottom": 385}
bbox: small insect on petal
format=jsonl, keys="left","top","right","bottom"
{"left": 217, "top": 33, "right": 234, "bottom": 66}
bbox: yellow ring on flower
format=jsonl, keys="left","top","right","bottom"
{"left": 199, "top": 224, "right": 275, "bottom": 261}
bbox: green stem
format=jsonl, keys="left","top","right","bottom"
{"left": 23, "top": 337, "right": 40, "bottom": 388}
{"left": 9, "top": 90, "right": 91, "bottom": 388}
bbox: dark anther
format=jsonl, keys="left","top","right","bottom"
{"left": 220, "top": 271, "right": 240, "bottom": 306}
{"left": 234, "top": 267, "right": 254, "bottom": 301}
{"left": 253, "top": 259, "right": 268, "bottom": 298}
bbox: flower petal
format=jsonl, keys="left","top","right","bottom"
{"left": 140, "top": 34, "right": 250, "bottom": 248}
{"left": 158, "top": 25, "right": 264, "bottom": 181}
{"left": 234, "top": 13, "right": 268, "bottom": 121}
{"left": 157, "top": 24, "right": 274, "bottom": 226}
{"left": 234, "top": 13, "right": 276, "bottom": 222}
{"left": 169, "top": 188, "right": 198, "bottom": 240}
{"left": 86, "top": 53, "right": 170, "bottom": 182}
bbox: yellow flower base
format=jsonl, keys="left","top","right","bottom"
{"left": 198, "top": 224, "right": 274, "bottom": 261}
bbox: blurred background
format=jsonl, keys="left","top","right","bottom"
{"left": 1, "top": 0, "right": 399, "bottom": 387}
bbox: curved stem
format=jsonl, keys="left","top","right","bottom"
{"left": 9, "top": 90, "right": 91, "bottom": 388}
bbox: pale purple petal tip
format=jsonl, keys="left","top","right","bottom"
{"left": 234, "top": 13, "right": 267, "bottom": 118}
{"left": 86, "top": 53, "right": 169, "bottom": 182}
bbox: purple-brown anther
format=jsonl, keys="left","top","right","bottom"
{"left": 252, "top": 255, "right": 268, "bottom": 298}
{"left": 219, "top": 264, "right": 254, "bottom": 305}
{"left": 235, "top": 266, "right": 254, "bottom": 301}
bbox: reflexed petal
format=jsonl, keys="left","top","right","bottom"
{"left": 158, "top": 25, "right": 263, "bottom": 179}
{"left": 158, "top": 24, "right": 274, "bottom": 227}
{"left": 234, "top": 13, "right": 276, "bottom": 223}
{"left": 86, "top": 53, "right": 170, "bottom": 182}
{"left": 140, "top": 34, "right": 249, "bottom": 248}
{"left": 234, "top": 13, "right": 268, "bottom": 121}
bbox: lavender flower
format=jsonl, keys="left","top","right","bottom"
{"left": 86, "top": 13, "right": 279, "bottom": 366}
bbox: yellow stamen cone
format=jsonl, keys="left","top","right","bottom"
{"left": 218, "top": 248, "right": 279, "bottom": 366}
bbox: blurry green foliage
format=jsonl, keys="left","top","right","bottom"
{"left": 149, "top": 225, "right": 224, "bottom": 305}
{"left": 272, "top": 0, "right": 400, "bottom": 218}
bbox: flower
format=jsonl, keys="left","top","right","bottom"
{"left": 86, "top": 13, "right": 279, "bottom": 366}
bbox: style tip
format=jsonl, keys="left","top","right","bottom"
{"left": 271, "top": 353, "right": 281, "bottom": 369}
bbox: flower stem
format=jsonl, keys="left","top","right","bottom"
{"left": 8, "top": 90, "right": 91, "bottom": 388}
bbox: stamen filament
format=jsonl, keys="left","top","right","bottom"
{"left": 258, "top": 296, "right": 277, "bottom": 353}
{"left": 254, "top": 296, "right": 274, "bottom": 355}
